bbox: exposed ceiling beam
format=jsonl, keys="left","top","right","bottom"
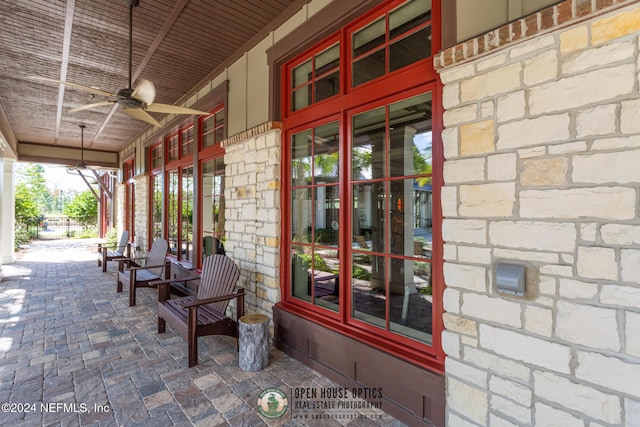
{"left": 54, "top": 0, "right": 77, "bottom": 145}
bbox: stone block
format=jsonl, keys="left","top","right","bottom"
{"left": 458, "top": 246, "right": 491, "bottom": 265}
{"left": 497, "top": 114, "right": 570, "bottom": 150}
{"left": 444, "top": 158, "right": 485, "bottom": 183}
{"left": 577, "top": 246, "right": 618, "bottom": 280}
{"left": 447, "top": 377, "right": 488, "bottom": 425}
{"left": 563, "top": 40, "right": 634, "bottom": 75}
{"left": 461, "top": 63, "right": 522, "bottom": 103}
{"left": 489, "top": 220, "right": 576, "bottom": 252}
{"left": 621, "top": 249, "right": 640, "bottom": 284}
{"left": 601, "top": 284, "right": 640, "bottom": 308}
{"left": 459, "top": 183, "right": 515, "bottom": 217}
{"left": 489, "top": 376, "right": 532, "bottom": 406}
{"left": 459, "top": 120, "right": 495, "bottom": 156}
{"left": 488, "top": 153, "right": 517, "bottom": 181}
{"left": 576, "top": 350, "right": 640, "bottom": 399}
{"left": 490, "top": 394, "right": 531, "bottom": 423}
{"left": 520, "top": 157, "right": 568, "bottom": 187}
{"left": 480, "top": 325, "right": 571, "bottom": 374}
{"left": 441, "top": 330, "right": 461, "bottom": 358}
{"left": 509, "top": 34, "right": 554, "bottom": 59}
{"left": 524, "top": 50, "right": 558, "bottom": 86}
{"left": 625, "top": 398, "right": 640, "bottom": 427}
{"left": 601, "top": 224, "right": 640, "bottom": 245}
{"left": 520, "top": 187, "right": 636, "bottom": 220}
{"left": 444, "top": 104, "right": 478, "bottom": 127}
{"left": 440, "top": 62, "right": 476, "bottom": 84}
{"left": 556, "top": 300, "right": 620, "bottom": 351}
{"left": 441, "top": 186, "right": 458, "bottom": 217}
{"left": 626, "top": 311, "right": 640, "bottom": 358}
{"left": 524, "top": 306, "right": 552, "bottom": 337}
{"left": 576, "top": 104, "right": 617, "bottom": 138}
{"left": 535, "top": 371, "right": 621, "bottom": 424}
{"left": 443, "top": 313, "right": 478, "bottom": 336}
{"left": 573, "top": 149, "right": 640, "bottom": 184}
{"left": 442, "top": 127, "right": 460, "bottom": 159}
{"left": 529, "top": 65, "right": 634, "bottom": 115}
{"left": 443, "top": 287, "right": 460, "bottom": 314}
{"left": 444, "top": 262, "right": 488, "bottom": 292}
{"left": 442, "top": 83, "right": 460, "bottom": 109}
{"left": 496, "top": 91, "right": 526, "bottom": 123}
{"left": 620, "top": 99, "right": 640, "bottom": 134}
{"left": 591, "top": 135, "right": 640, "bottom": 151}
{"left": 558, "top": 278, "right": 598, "bottom": 299}
{"left": 559, "top": 26, "right": 589, "bottom": 54}
{"left": 462, "top": 294, "right": 521, "bottom": 328}
{"left": 592, "top": 6, "right": 640, "bottom": 45}
{"left": 443, "top": 219, "right": 487, "bottom": 244}
{"left": 534, "top": 402, "right": 584, "bottom": 427}
{"left": 446, "top": 358, "right": 488, "bottom": 388}
{"left": 548, "top": 141, "right": 587, "bottom": 154}
{"left": 464, "top": 347, "right": 530, "bottom": 382}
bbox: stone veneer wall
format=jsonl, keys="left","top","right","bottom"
{"left": 132, "top": 174, "right": 149, "bottom": 250}
{"left": 221, "top": 122, "right": 282, "bottom": 324}
{"left": 436, "top": 1, "right": 640, "bottom": 426}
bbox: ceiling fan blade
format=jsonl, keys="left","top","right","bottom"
{"left": 146, "top": 103, "right": 209, "bottom": 115}
{"left": 29, "top": 76, "right": 115, "bottom": 97}
{"left": 132, "top": 79, "right": 156, "bottom": 105}
{"left": 123, "top": 108, "right": 161, "bottom": 127}
{"left": 68, "top": 101, "right": 116, "bottom": 113}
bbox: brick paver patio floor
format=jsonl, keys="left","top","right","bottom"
{"left": 0, "top": 239, "right": 406, "bottom": 426}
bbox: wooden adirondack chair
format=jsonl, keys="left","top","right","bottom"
{"left": 98, "top": 230, "right": 130, "bottom": 272}
{"left": 117, "top": 238, "right": 170, "bottom": 306}
{"left": 154, "top": 254, "right": 244, "bottom": 367}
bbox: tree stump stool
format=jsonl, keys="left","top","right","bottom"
{"left": 238, "top": 314, "right": 270, "bottom": 371}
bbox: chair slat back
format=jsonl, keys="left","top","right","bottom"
{"left": 197, "top": 254, "right": 240, "bottom": 313}
{"left": 116, "top": 231, "right": 130, "bottom": 255}
{"left": 146, "top": 238, "right": 168, "bottom": 276}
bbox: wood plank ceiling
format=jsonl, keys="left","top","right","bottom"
{"left": 0, "top": 0, "right": 298, "bottom": 162}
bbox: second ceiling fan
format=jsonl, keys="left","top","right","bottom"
{"left": 31, "top": 0, "right": 208, "bottom": 127}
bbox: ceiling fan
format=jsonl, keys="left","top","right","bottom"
{"left": 30, "top": 0, "right": 208, "bottom": 127}
{"left": 70, "top": 124, "right": 88, "bottom": 170}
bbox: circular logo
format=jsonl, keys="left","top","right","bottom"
{"left": 257, "top": 388, "right": 288, "bottom": 419}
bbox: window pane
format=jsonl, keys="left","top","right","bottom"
{"left": 353, "top": 182, "right": 386, "bottom": 253}
{"left": 353, "top": 17, "right": 385, "bottom": 58}
{"left": 352, "top": 48, "right": 386, "bottom": 87}
{"left": 352, "top": 106, "right": 386, "bottom": 180}
{"left": 389, "top": 92, "right": 433, "bottom": 177}
{"left": 292, "top": 59, "right": 312, "bottom": 87}
{"left": 352, "top": 253, "right": 386, "bottom": 329}
{"left": 152, "top": 175, "right": 163, "bottom": 240}
{"left": 292, "top": 85, "right": 312, "bottom": 111}
{"left": 181, "top": 167, "right": 193, "bottom": 262}
{"left": 390, "top": 26, "right": 431, "bottom": 72}
{"left": 314, "top": 186, "right": 340, "bottom": 247}
{"left": 292, "top": 130, "right": 312, "bottom": 186}
{"left": 315, "top": 44, "right": 340, "bottom": 75}
{"left": 315, "top": 71, "right": 339, "bottom": 103}
{"left": 291, "top": 188, "right": 312, "bottom": 243}
{"left": 389, "top": 259, "right": 432, "bottom": 344}
{"left": 313, "top": 250, "right": 339, "bottom": 312}
{"left": 181, "top": 127, "right": 194, "bottom": 157}
{"left": 168, "top": 172, "right": 178, "bottom": 255}
{"left": 314, "top": 121, "right": 339, "bottom": 181}
{"left": 292, "top": 250, "right": 311, "bottom": 301}
{"left": 201, "top": 158, "right": 225, "bottom": 261}
{"left": 389, "top": 0, "right": 431, "bottom": 39}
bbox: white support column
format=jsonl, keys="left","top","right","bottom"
{"left": 1, "top": 158, "right": 16, "bottom": 267}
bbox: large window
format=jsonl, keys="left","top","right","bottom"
{"left": 147, "top": 103, "right": 226, "bottom": 269}
{"left": 200, "top": 156, "right": 225, "bottom": 264}
{"left": 281, "top": 0, "right": 441, "bottom": 368}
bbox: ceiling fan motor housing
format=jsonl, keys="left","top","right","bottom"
{"left": 116, "top": 88, "right": 144, "bottom": 108}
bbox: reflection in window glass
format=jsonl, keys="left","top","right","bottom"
{"left": 201, "top": 157, "right": 225, "bottom": 262}
{"left": 292, "top": 59, "right": 312, "bottom": 87}
{"left": 352, "top": 106, "right": 385, "bottom": 180}
{"left": 352, "top": 48, "right": 386, "bottom": 88}
{"left": 152, "top": 174, "right": 163, "bottom": 240}
{"left": 181, "top": 167, "right": 193, "bottom": 262}
{"left": 390, "top": 27, "right": 431, "bottom": 72}
{"left": 314, "top": 121, "right": 339, "bottom": 181}
{"left": 202, "top": 109, "right": 225, "bottom": 148}
{"left": 291, "top": 188, "right": 312, "bottom": 244}
{"left": 168, "top": 171, "right": 178, "bottom": 256}
{"left": 292, "top": 131, "right": 312, "bottom": 186}
{"left": 389, "top": 0, "right": 431, "bottom": 39}
{"left": 292, "top": 43, "right": 340, "bottom": 111}
{"left": 353, "top": 17, "right": 385, "bottom": 57}
{"left": 350, "top": 91, "right": 433, "bottom": 345}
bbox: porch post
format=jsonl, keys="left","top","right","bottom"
{"left": 0, "top": 158, "right": 16, "bottom": 267}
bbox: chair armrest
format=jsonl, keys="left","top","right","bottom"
{"left": 125, "top": 263, "right": 166, "bottom": 271}
{"left": 150, "top": 274, "right": 200, "bottom": 287}
{"left": 180, "top": 288, "right": 245, "bottom": 309}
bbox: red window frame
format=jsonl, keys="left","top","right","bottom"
{"left": 279, "top": 0, "right": 443, "bottom": 372}
{"left": 122, "top": 158, "right": 135, "bottom": 244}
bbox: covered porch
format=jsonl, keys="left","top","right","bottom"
{"left": 0, "top": 239, "right": 404, "bottom": 426}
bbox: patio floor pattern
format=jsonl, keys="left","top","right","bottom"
{"left": 0, "top": 239, "right": 406, "bottom": 427}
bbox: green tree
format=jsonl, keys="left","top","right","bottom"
{"left": 15, "top": 182, "right": 41, "bottom": 226}
{"left": 64, "top": 190, "right": 97, "bottom": 228}
{"left": 15, "top": 163, "right": 54, "bottom": 213}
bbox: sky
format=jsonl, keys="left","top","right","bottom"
{"left": 44, "top": 165, "right": 90, "bottom": 192}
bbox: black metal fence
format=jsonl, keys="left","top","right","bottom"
{"left": 25, "top": 216, "right": 87, "bottom": 240}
